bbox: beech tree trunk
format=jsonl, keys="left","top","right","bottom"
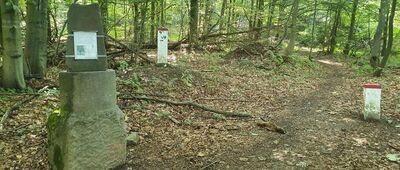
{"left": 283, "top": 0, "right": 299, "bottom": 61}
{"left": 189, "top": 0, "right": 199, "bottom": 48}
{"left": 327, "top": 7, "right": 341, "bottom": 54}
{"left": 99, "top": 0, "right": 108, "bottom": 33}
{"left": 24, "top": 0, "right": 49, "bottom": 79}
{"left": 0, "top": 0, "right": 26, "bottom": 89}
{"left": 265, "top": 0, "right": 277, "bottom": 39}
{"left": 370, "top": 0, "right": 390, "bottom": 68}
{"left": 343, "top": 0, "right": 358, "bottom": 56}
{"left": 375, "top": 0, "right": 396, "bottom": 76}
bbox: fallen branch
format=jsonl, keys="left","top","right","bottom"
{"left": 120, "top": 95, "right": 253, "bottom": 118}
{"left": 106, "top": 35, "right": 153, "bottom": 63}
{"left": 0, "top": 86, "right": 48, "bottom": 131}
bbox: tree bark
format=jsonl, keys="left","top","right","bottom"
{"left": 99, "top": 0, "right": 108, "bottom": 34}
{"left": 189, "top": 0, "right": 199, "bottom": 48}
{"left": 150, "top": 1, "right": 156, "bottom": 45}
{"left": 255, "top": 0, "right": 264, "bottom": 39}
{"left": 1, "top": 0, "right": 26, "bottom": 89}
{"left": 24, "top": 0, "right": 49, "bottom": 79}
{"left": 327, "top": 7, "right": 341, "bottom": 54}
{"left": 219, "top": 0, "right": 228, "bottom": 33}
{"left": 375, "top": 0, "right": 396, "bottom": 76}
{"left": 370, "top": 0, "right": 389, "bottom": 68}
{"left": 283, "top": 0, "right": 299, "bottom": 61}
{"left": 265, "top": 0, "right": 277, "bottom": 39}
{"left": 343, "top": 0, "right": 358, "bottom": 56}
{"left": 308, "top": 0, "right": 317, "bottom": 59}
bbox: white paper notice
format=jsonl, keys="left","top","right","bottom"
{"left": 74, "top": 32, "right": 98, "bottom": 60}
{"left": 157, "top": 29, "right": 168, "bottom": 64}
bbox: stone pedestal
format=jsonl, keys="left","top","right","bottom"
{"left": 48, "top": 70, "right": 126, "bottom": 170}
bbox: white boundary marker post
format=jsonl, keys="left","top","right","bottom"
{"left": 363, "top": 84, "right": 382, "bottom": 120}
{"left": 157, "top": 28, "right": 168, "bottom": 65}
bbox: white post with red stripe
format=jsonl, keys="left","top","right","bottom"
{"left": 363, "top": 84, "right": 382, "bottom": 120}
{"left": 157, "top": 28, "right": 169, "bottom": 64}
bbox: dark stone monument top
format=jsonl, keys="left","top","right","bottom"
{"left": 66, "top": 4, "right": 107, "bottom": 72}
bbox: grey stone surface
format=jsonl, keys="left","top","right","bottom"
{"left": 66, "top": 4, "right": 107, "bottom": 72}
{"left": 48, "top": 70, "right": 126, "bottom": 170}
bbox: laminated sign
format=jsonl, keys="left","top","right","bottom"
{"left": 74, "top": 31, "right": 98, "bottom": 60}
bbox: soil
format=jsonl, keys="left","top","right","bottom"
{"left": 0, "top": 54, "right": 399, "bottom": 169}
{"left": 121, "top": 57, "right": 400, "bottom": 169}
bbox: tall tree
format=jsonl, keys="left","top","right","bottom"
{"left": 265, "top": 0, "right": 277, "bottom": 39}
{"left": 0, "top": 0, "right": 26, "bottom": 89}
{"left": 283, "top": 0, "right": 300, "bottom": 61}
{"left": 188, "top": 0, "right": 199, "bottom": 48}
{"left": 24, "top": 0, "right": 49, "bottom": 78}
{"left": 343, "top": 0, "right": 359, "bottom": 56}
{"left": 99, "top": 0, "right": 108, "bottom": 33}
{"left": 370, "top": 0, "right": 390, "bottom": 68}
{"left": 327, "top": 5, "right": 342, "bottom": 54}
{"left": 308, "top": 0, "right": 317, "bottom": 59}
{"left": 219, "top": 0, "right": 228, "bottom": 33}
{"left": 255, "top": 0, "right": 264, "bottom": 39}
{"left": 374, "top": 0, "right": 396, "bottom": 76}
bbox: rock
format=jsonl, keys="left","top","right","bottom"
{"left": 127, "top": 132, "right": 140, "bottom": 146}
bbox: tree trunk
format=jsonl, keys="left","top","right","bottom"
{"left": 202, "top": 0, "right": 211, "bottom": 36}
{"left": 189, "top": 0, "right": 199, "bottom": 48}
{"left": 139, "top": 1, "right": 148, "bottom": 48}
{"left": 150, "top": 1, "right": 156, "bottom": 45}
{"left": 343, "top": 0, "right": 358, "bottom": 56}
{"left": 0, "top": 0, "right": 26, "bottom": 89}
{"left": 265, "top": 0, "right": 277, "bottom": 39}
{"left": 219, "top": 0, "right": 228, "bottom": 33}
{"left": 283, "top": 0, "right": 299, "bottom": 61}
{"left": 255, "top": 0, "right": 264, "bottom": 39}
{"left": 99, "top": 0, "right": 108, "bottom": 34}
{"left": 308, "top": 0, "right": 317, "bottom": 59}
{"left": 374, "top": 0, "right": 396, "bottom": 76}
{"left": 160, "top": 0, "right": 165, "bottom": 27}
{"left": 370, "top": 0, "right": 390, "bottom": 68}
{"left": 381, "top": 10, "right": 390, "bottom": 57}
{"left": 24, "top": 0, "right": 49, "bottom": 79}
{"left": 132, "top": 3, "right": 140, "bottom": 49}
{"left": 327, "top": 7, "right": 341, "bottom": 55}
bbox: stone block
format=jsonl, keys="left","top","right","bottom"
{"left": 48, "top": 70, "right": 126, "bottom": 170}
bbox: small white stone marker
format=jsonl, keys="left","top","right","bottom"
{"left": 363, "top": 84, "right": 382, "bottom": 120}
{"left": 157, "top": 28, "right": 168, "bottom": 65}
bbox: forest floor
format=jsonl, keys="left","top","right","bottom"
{"left": 0, "top": 49, "right": 400, "bottom": 169}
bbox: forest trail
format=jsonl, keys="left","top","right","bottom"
{"left": 210, "top": 59, "right": 400, "bottom": 169}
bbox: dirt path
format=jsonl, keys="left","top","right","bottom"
{"left": 212, "top": 61, "right": 400, "bottom": 169}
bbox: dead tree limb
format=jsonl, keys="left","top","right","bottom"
{"left": 120, "top": 95, "right": 253, "bottom": 118}
{"left": 106, "top": 35, "right": 153, "bottom": 63}
{"left": 0, "top": 86, "right": 48, "bottom": 131}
